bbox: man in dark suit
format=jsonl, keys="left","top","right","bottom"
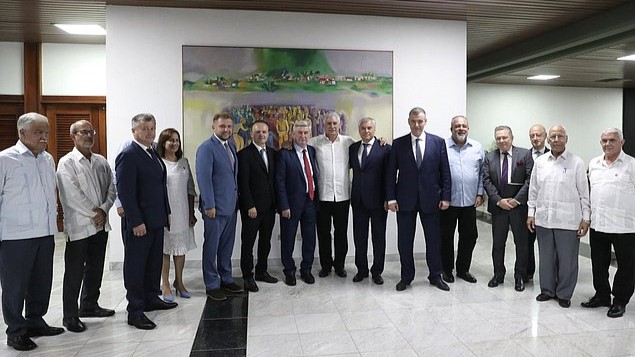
{"left": 350, "top": 117, "right": 390, "bottom": 285}
{"left": 196, "top": 113, "right": 244, "bottom": 301}
{"left": 386, "top": 107, "right": 451, "bottom": 292}
{"left": 276, "top": 120, "right": 319, "bottom": 286}
{"left": 527, "top": 124, "right": 549, "bottom": 282}
{"left": 482, "top": 125, "right": 533, "bottom": 292}
{"left": 238, "top": 121, "right": 278, "bottom": 292}
{"left": 116, "top": 113, "right": 177, "bottom": 331}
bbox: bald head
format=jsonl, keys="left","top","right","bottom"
{"left": 529, "top": 124, "right": 547, "bottom": 151}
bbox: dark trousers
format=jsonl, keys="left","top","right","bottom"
{"left": 440, "top": 206, "right": 478, "bottom": 274}
{"left": 280, "top": 195, "right": 316, "bottom": 275}
{"left": 63, "top": 230, "right": 108, "bottom": 319}
{"left": 352, "top": 205, "right": 387, "bottom": 277}
{"left": 396, "top": 210, "right": 443, "bottom": 282}
{"left": 202, "top": 212, "right": 238, "bottom": 291}
{"left": 491, "top": 208, "right": 528, "bottom": 279}
{"left": 124, "top": 227, "right": 164, "bottom": 318}
{"left": 0, "top": 236, "right": 54, "bottom": 337}
{"left": 240, "top": 209, "right": 275, "bottom": 278}
{"left": 317, "top": 200, "right": 350, "bottom": 271}
{"left": 527, "top": 229, "right": 537, "bottom": 277}
{"left": 590, "top": 229, "right": 635, "bottom": 306}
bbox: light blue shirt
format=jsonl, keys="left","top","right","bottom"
{"left": 445, "top": 137, "right": 484, "bottom": 207}
{"left": 0, "top": 140, "right": 58, "bottom": 240}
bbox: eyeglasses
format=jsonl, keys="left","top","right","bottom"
{"left": 76, "top": 129, "right": 96, "bottom": 136}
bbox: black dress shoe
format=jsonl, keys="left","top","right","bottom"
{"left": 456, "top": 271, "right": 477, "bottom": 283}
{"left": 536, "top": 293, "right": 553, "bottom": 302}
{"left": 206, "top": 288, "right": 227, "bottom": 301}
{"left": 608, "top": 304, "right": 626, "bottom": 318}
{"left": 514, "top": 278, "right": 525, "bottom": 292}
{"left": 25, "top": 325, "right": 65, "bottom": 337}
{"left": 254, "top": 272, "right": 278, "bottom": 284}
{"left": 487, "top": 276, "right": 504, "bottom": 288}
{"left": 127, "top": 314, "right": 156, "bottom": 330}
{"left": 7, "top": 335, "right": 37, "bottom": 351}
{"left": 581, "top": 295, "right": 611, "bottom": 308}
{"left": 442, "top": 271, "right": 455, "bottom": 283}
{"left": 318, "top": 269, "right": 330, "bottom": 277}
{"left": 79, "top": 306, "right": 116, "bottom": 318}
{"left": 372, "top": 275, "right": 384, "bottom": 285}
{"left": 558, "top": 298, "right": 571, "bottom": 308}
{"left": 144, "top": 299, "right": 178, "bottom": 311}
{"left": 222, "top": 282, "right": 244, "bottom": 293}
{"left": 395, "top": 280, "right": 410, "bottom": 291}
{"left": 335, "top": 269, "right": 347, "bottom": 278}
{"left": 352, "top": 273, "right": 368, "bottom": 282}
{"left": 244, "top": 277, "right": 259, "bottom": 292}
{"left": 284, "top": 274, "right": 297, "bottom": 286}
{"left": 63, "top": 317, "right": 86, "bottom": 333}
{"left": 430, "top": 278, "right": 450, "bottom": 291}
{"left": 301, "top": 272, "right": 315, "bottom": 284}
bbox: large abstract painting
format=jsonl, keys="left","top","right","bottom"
{"left": 182, "top": 46, "right": 393, "bottom": 156}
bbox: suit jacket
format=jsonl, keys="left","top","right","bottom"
{"left": 115, "top": 141, "right": 169, "bottom": 230}
{"left": 386, "top": 132, "right": 451, "bottom": 213}
{"left": 237, "top": 143, "right": 276, "bottom": 213}
{"left": 482, "top": 146, "right": 533, "bottom": 214}
{"left": 349, "top": 139, "right": 391, "bottom": 210}
{"left": 195, "top": 135, "right": 238, "bottom": 216}
{"left": 275, "top": 145, "right": 319, "bottom": 214}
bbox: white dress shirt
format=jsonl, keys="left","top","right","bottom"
{"left": 294, "top": 144, "right": 315, "bottom": 194}
{"left": 411, "top": 132, "right": 426, "bottom": 161}
{"left": 308, "top": 134, "right": 355, "bottom": 202}
{"left": 57, "top": 148, "right": 117, "bottom": 241}
{"left": 499, "top": 148, "right": 513, "bottom": 185}
{"left": 588, "top": 151, "right": 635, "bottom": 233}
{"left": 0, "top": 140, "right": 58, "bottom": 240}
{"left": 527, "top": 150, "right": 590, "bottom": 230}
{"left": 357, "top": 137, "right": 376, "bottom": 163}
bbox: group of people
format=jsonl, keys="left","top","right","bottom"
{"left": 1, "top": 109, "right": 633, "bottom": 352}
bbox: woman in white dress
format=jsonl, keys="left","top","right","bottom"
{"left": 157, "top": 129, "right": 197, "bottom": 301}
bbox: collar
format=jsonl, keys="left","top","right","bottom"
{"left": 548, "top": 149, "right": 569, "bottom": 161}
{"left": 133, "top": 139, "right": 152, "bottom": 151}
{"left": 253, "top": 143, "right": 267, "bottom": 151}
{"left": 411, "top": 132, "right": 426, "bottom": 143}
{"left": 69, "top": 147, "right": 92, "bottom": 162}
{"left": 448, "top": 136, "right": 472, "bottom": 148}
{"left": 294, "top": 143, "right": 308, "bottom": 153}
{"left": 362, "top": 137, "right": 376, "bottom": 146}
{"left": 15, "top": 140, "right": 44, "bottom": 158}
{"left": 213, "top": 134, "right": 228, "bottom": 146}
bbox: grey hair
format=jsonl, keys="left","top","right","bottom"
{"left": 324, "top": 111, "right": 340, "bottom": 122}
{"left": 601, "top": 127, "right": 623, "bottom": 141}
{"left": 450, "top": 115, "right": 468, "bottom": 127}
{"left": 131, "top": 113, "right": 156, "bottom": 129}
{"left": 409, "top": 107, "right": 426, "bottom": 117}
{"left": 494, "top": 125, "right": 513, "bottom": 137}
{"left": 69, "top": 120, "right": 92, "bottom": 135}
{"left": 292, "top": 120, "right": 311, "bottom": 132}
{"left": 17, "top": 112, "right": 48, "bottom": 131}
{"left": 358, "top": 117, "right": 376, "bottom": 128}
{"left": 548, "top": 125, "right": 567, "bottom": 137}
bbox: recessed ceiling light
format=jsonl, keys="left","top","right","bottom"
{"left": 527, "top": 75, "right": 560, "bottom": 80}
{"left": 617, "top": 54, "right": 635, "bottom": 61}
{"left": 54, "top": 24, "right": 106, "bottom": 35}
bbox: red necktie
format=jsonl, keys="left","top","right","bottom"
{"left": 303, "top": 149, "right": 314, "bottom": 201}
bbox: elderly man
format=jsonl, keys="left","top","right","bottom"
{"left": 309, "top": 111, "right": 355, "bottom": 278}
{"left": 483, "top": 126, "right": 533, "bottom": 292}
{"left": 527, "top": 124, "right": 549, "bottom": 281}
{"left": 441, "top": 115, "right": 484, "bottom": 284}
{"left": 527, "top": 125, "right": 590, "bottom": 308}
{"left": 0, "top": 113, "right": 63, "bottom": 351}
{"left": 584, "top": 128, "right": 635, "bottom": 318}
{"left": 57, "top": 120, "right": 117, "bottom": 333}
{"left": 387, "top": 107, "right": 451, "bottom": 292}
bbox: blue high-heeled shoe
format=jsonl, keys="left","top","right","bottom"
{"left": 173, "top": 282, "right": 191, "bottom": 298}
{"left": 162, "top": 291, "right": 175, "bottom": 302}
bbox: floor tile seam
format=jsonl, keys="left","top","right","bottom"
{"left": 190, "top": 346, "right": 246, "bottom": 352}
{"left": 200, "top": 316, "right": 248, "bottom": 321}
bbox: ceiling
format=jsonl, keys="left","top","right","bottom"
{"left": 1, "top": 0, "right": 635, "bottom": 88}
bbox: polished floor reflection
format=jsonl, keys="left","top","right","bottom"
{"left": 2, "top": 220, "right": 635, "bottom": 356}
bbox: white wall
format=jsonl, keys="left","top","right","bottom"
{"left": 42, "top": 43, "right": 106, "bottom": 96}
{"left": 106, "top": 6, "right": 467, "bottom": 265}
{"left": 467, "top": 83, "right": 623, "bottom": 163}
{"left": 0, "top": 42, "right": 24, "bottom": 95}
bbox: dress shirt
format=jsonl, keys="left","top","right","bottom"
{"left": 57, "top": 148, "right": 117, "bottom": 241}
{"left": 527, "top": 150, "right": 590, "bottom": 230}
{"left": 445, "top": 137, "right": 484, "bottom": 207}
{"left": 411, "top": 132, "right": 426, "bottom": 161}
{"left": 532, "top": 146, "right": 547, "bottom": 161}
{"left": 499, "top": 148, "right": 513, "bottom": 184}
{"left": 0, "top": 140, "right": 57, "bottom": 240}
{"left": 294, "top": 144, "right": 315, "bottom": 194}
{"left": 308, "top": 134, "right": 355, "bottom": 202}
{"left": 588, "top": 151, "right": 635, "bottom": 233}
{"left": 357, "top": 137, "right": 376, "bottom": 163}
{"left": 254, "top": 143, "right": 268, "bottom": 170}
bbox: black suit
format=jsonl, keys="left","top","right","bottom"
{"left": 528, "top": 147, "right": 549, "bottom": 278}
{"left": 238, "top": 143, "right": 277, "bottom": 278}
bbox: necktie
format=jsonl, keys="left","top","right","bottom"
{"left": 147, "top": 147, "right": 162, "bottom": 170}
{"left": 225, "top": 142, "right": 235, "bottom": 168}
{"left": 501, "top": 152, "right": 509, "bottom": 194}
{"left": 415, "top": 138, "right": 423, "bottom": 169}
{"left": 260, "top": 148, "right": 268, "bottom": 172}
{"left": 535, "top": 150, "right": 542, "bottom": 157}
{"left": 361, "top": 143, "right": 369, "bottom": 169}
{"left": 303, "top": 149, "right": 314, "bottom": 201}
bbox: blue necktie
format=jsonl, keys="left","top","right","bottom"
{"left": 415, "top": 138, "right": 422, "bottom": 169}
{"left": 361, "top": 143, "right": 369, "bottom": 169}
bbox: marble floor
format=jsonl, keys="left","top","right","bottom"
{"left": 2, "top": 220, "right": 635, "bottom": 356}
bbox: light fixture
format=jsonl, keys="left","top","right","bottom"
{"left": 617, "top": 54, "right": 635, "bottom": 61}
{"left": 54, "top": 24, "right": 106, "bottom": 35}
{"left": 527, "top": 75, "right": 560, "bottom": 80}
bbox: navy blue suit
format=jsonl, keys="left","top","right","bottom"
{"left": 386, "top": 133, "right": 451, "bottom": 282}
{"left": 115, "top": 141, "right": 170, "bottom": 318}
{"left": 350, "top": 139, "right": 390, "bottom": 277}
{"left": 275, "top": 145, "right": 319, "bottom": 276}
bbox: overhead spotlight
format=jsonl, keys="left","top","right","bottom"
{"left": 527, "top": 75, "right": 560, "bottom": 80}
{"left": 54, "top": 24, "right": 106, "bottom": 35}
